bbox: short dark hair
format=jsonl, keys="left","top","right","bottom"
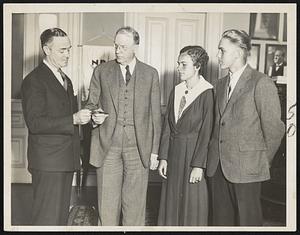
{"left": 180, "top": 45, "right": 209, "bottom": 75}
{"left": 115, "top": 26, "right": 140, "bottom": 45}
{"left": 221, "top": 29, "right": 251, "bottom": 61}
{"left": 40, "top": 28, "right": 68, "bottom": 49}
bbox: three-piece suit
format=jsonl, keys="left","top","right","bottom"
{"left": 85, "top": 59, "right": 161, "bottom": 225}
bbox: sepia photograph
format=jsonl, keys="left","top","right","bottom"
{"left": 265, "top": 44, "right": 287, "bottom": 78}
{"left": 3, "top": 3, "right": 297, "bottom": 232}
{"left": 249, "top": 13, "right": 280, "bottom": 40}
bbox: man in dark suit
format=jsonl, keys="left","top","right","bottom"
{"left": 21, "top": 28, "right": 91, "bottom": 225}
{"left": 268, "top": 49, "right": 287, "bottom": 77}
{"left": 85, "top": 26, "right": 162, "bottom": 226}
{"left": 206, "top": 29, "right": 285, "bottom": 226}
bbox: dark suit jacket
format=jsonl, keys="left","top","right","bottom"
{"left": 85, "top": 59, "right": 162, "bottom": 168}
{"left": 21, "top": 63, "right": 80, "bottom": 172}
{"left": 271, "top": 62, "right": 287, "bottom": 76}
{"left": 206, "top": 65, "right": 285, "bottom": 183}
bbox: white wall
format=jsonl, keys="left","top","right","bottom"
{"left": 223, "top": 13, "right": 250, "bottom": 33}
{"left": 82, "top": 13, "right": 124, "bottom": 45}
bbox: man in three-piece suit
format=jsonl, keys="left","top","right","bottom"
{"left": 268, "top": 49, "right": 287, "bottom": 77}
{"left": 85, "top": 26, "right": 162, "bottom": 226}
{"left": 21, "top": 28, "right": 91, "bottom": 225}
{"left": 206, "top": 29, "right": 285, "bottom": 226}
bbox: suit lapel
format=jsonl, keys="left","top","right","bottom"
{"left": 134, "top": 59, "right": 146, "bottom": 117}
{"left": 227, "top": 65, "right": 252, "bottom": 106}
{"left": 40, "top": 63, "right": 69, "bottom": 99}
{"left": 218, "top": 75, "right": 230, "bottom": 116}
{"left": 107, "top": 60, "right": 120, "bottom": 113}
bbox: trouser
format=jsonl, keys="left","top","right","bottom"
{"left": 207, "top": 163, "right": 263, "bottom": 226}
{"left": 96, "top": 124, "right": 149, "bottom": 226}
{"left": 31, "top": 169, "right": 74, "bottom": 225}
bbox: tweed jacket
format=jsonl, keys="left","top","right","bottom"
{"left": 206, "top": 65, "right": 285, "bottom": 183}
{"left": 85, "top": 59, "right": 162, "bottom": 168}
{"left": 21, "top": 63, "right": 80, "bottom": 172}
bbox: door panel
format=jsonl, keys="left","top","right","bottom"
{"left": 11, "top": 99, "right": 31, "bottom": 183}
{"left": 126, "top": 13, "right": 206, "bottom": 106}
{"left": 126, "top": 12, "right": 206, "bottom": 182}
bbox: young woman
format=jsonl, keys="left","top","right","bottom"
{"left": 157, "top": 46, "right": 214, "bottom": 226}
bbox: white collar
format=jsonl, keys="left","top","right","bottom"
{"left": 43, "top": 59, "right": 61, "bottom": 74}
{"left": 174, "top": 76, "right": 213, "bottom": 122}
{"left": 43, "top": 59, "right": 65, "bottom": 86}
{"left": 119, "top": 57, "right": 136, "bottom": 74}
{"left": 229, "top": 63, "right": 247, "bottom": 83}
{"left": 176, "top": 75, "right": 212, "bottom": 94}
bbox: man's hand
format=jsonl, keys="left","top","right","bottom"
{"left": 158, "top": 160, "right": 167, "bottom": 179}
{"left": 73, "top": 109, "right": 91, "bottom": 125}
{"left": 189, "top": 167, "right": 203, "bottom": 184}
{"left": 91, "top": 108, "right": 109, "bottom": 125}
{"left": 150, "top": 153, "right": 159, "bottom": 170}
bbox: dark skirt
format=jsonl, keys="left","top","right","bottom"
{"left": 157, "top": 137, "right": 208, "bottom": 226}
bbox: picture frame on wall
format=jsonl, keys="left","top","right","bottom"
{"left": 265, "top": 44, "right": 287, "bottom": 80}
{"left": 247, "top": 44, "right": 260, "bottom": 70}
{"left": 249, "top": 13, "right": 280, "bottom": 40}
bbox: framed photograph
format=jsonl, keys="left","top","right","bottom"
{"left": 265, "top": 44, "right": 287, "bottom": 78}
{"left": 249, "top": 13, "right": 280, "bottom": 40}
{"left": 247, "top": 44, "right": 260, "bottom": 70}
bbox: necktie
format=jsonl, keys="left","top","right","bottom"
{"left": 227, "top": 83, "right": 232, "bottom": 100}
{"left": 178, "top": 95, "right": 186, "bottom": 120}
{"left": 58, "top": 68, "right": 68, "bottom": 91}
{"left": 227, "top": 76, "right": 232, "bottom": 102}
{"left": 125, "top": 65, "right": 131, "bottom": 86}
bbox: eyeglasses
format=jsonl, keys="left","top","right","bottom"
{"left": 114, "top": 44, "right": 130, "bottom": 52}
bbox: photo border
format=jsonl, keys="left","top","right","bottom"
{"left": 3, "top": 3, "right": 297, "bottom": 232}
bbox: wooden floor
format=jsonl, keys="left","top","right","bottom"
{"left": 11, "top": 183, "right": 285, "bottom": 226}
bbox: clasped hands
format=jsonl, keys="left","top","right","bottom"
{"left": 158, "top": 160, "right": 203, "bottom": 183}
{"left": 73, "top": 108, "right": 109, "bottom": 125}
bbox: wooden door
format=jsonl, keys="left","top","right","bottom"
{"left": 126, "top": 12, "right": 206, "bottom": 107}
{"left": 125, "top": 12, "right": 207, "bottom": 182}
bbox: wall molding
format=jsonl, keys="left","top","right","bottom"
{"left": 11, "top": 135, "right": 26, "bottom": 168}
{"left": 205, "top": 13, "right": 224, "bottom": 83}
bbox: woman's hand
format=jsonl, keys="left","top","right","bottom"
{"left": 158, "top": 160, "right": 168, "bottom": 179}
{"left": 189, "top": 167, "right": 203, "bottom": 183}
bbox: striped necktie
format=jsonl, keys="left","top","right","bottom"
{"left": 178, "top": 95, "right": 186, "bottom": 120}
{"left": 125, "top": 65, "right": 131, "bottom": 86}
{"left": 58, "top": 68, "right": 68, "bottom": 91}
{"left": 227, "top": 75, "right": 232, "bottom": 102}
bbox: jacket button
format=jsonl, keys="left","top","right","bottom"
{"left": 220, "top": 140, "right": 223, "bottom": 143}
{"left": 221, "top": 122, "right": 225, "bottom": 126}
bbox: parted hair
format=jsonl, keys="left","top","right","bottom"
{"left": 115, "top": 26, "right": 140, "bottom": 45}
{"left": 40, "top": 28, "right": 68, "bottom": 48}
{"left": 221, "top": 29, "right": 251, "bottom": 61}
{"left": 180, "top": 45, "right": 209, "bottom": 75}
